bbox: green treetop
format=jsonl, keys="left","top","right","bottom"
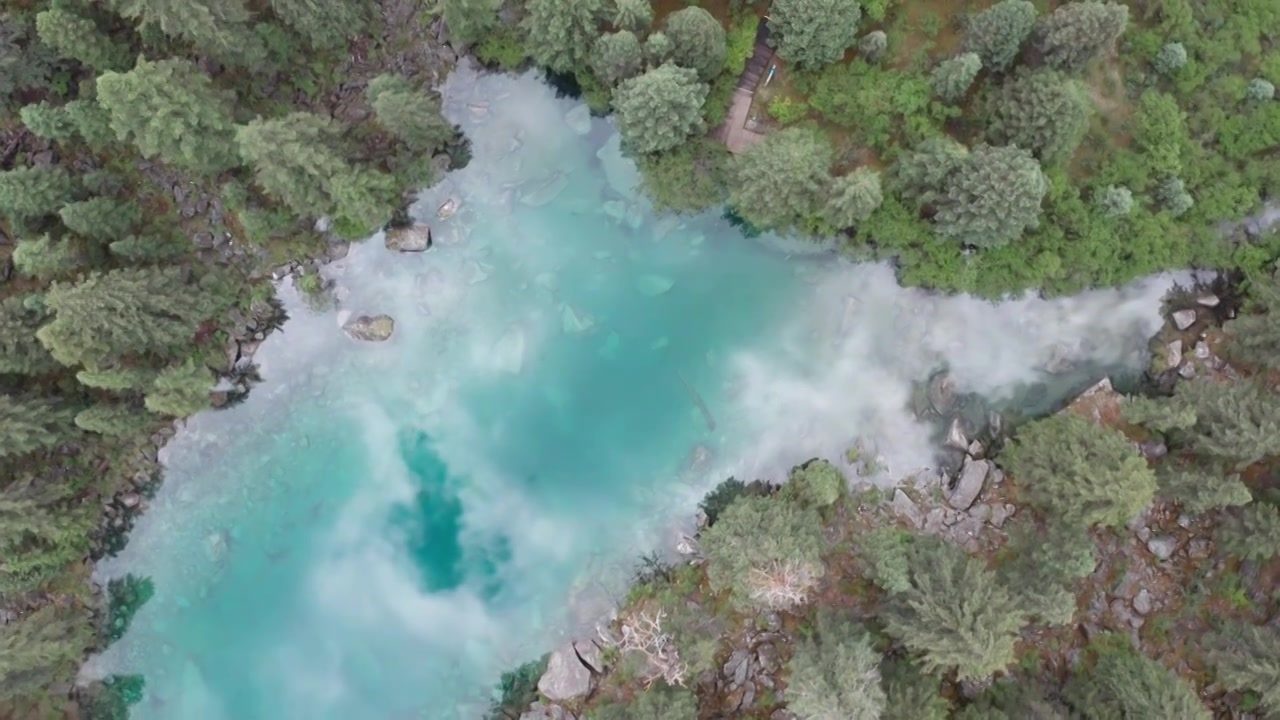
{"left": 20, "top": 102, "right": 78, "bottom": 143}
{"left": 986, "top": 68, "right": 1092, "bottom": 163}
{"left": 145, "top": 359, "right": 213, "bottom": 416}
{"left": 769, "top": 0, "right": 862, "bottom": 69}
{"left": 59, "top": 197, "right": 141, "bottom": 241}
{"left": 893, "top": 135, "right": 970, "bottom": 205}
{"left": 1036, "top": 1, "right": 1128, "bottom": 72}
{"left": 963, "top": 0, "right": 1036, "bottom": 71}
{"left": 1155, "top": 463, "right": 1252, "bottom": 514}
{"left": 76, "top": 403, "right": 156, "bottom": 436}
{"left": 728, "top": 127, "right": 834, "bottom": 231}
{"left": 881, "top": 660, "right": 950, "bottom": 720}
{"left": 268, "top": 0, "right": 366, "bottom": 49}
{"left": 0, "top": 296, "right": 58, "bottom": 375}
{"left": 932, "top": 143, "right": 1048, "bottom": 249}
{"left": 1066, "top": 646, "right": 1210, "bottom": 720}
{"left": 665, "top": 7, "right": 725, "bottom": 81}
{"left": 1207, "top": 621, "right": 1280, "bottom": 715}
{"left": 104, "top": 0, "right": 261, "bottom": 64}
{"left": 930, "top": 52, "right": 982, "bottom": 102}
{"left": 786, "top": 613, "right": 886, "bottom": 720}
{"left": 366, "top": 74, "right": 456, "bottom": 155}
{"left": 700, "top": 493, "right": 825, "bottom": 611}
{"left": 826, "top": 167, "right": 884, "bottom": 228}
{"left": 0, "top": 395, "right": 74, "bottom": 458}
{"left": 586, "top": 685, "right": 697, "bottom": 720}
{"left": 1094, "top": 184, "right": 1133, "bottom": 218}
{"left": 0, "top": 166, "right": 76, "bottom": 223}
{"left": 0, "top": 477, "right": 95, "bottom": 596}
{"left": 1158, "top": 379, "right": 1280, "bottom": 468}
{"left": 440, "top": 0, "right": 500, "bottom": 46}
{"left": 613, "top": 63, "right": 708, "bottom": 155}
{"left": 12, "top": 235, "right": 95, "bottom": 281}
{"left": 1216, "top": 503, "right": 1280, "bottom": 562}
{"left": 523, "top": 0, "right": 606, "bottom": 74}
{"left": 35, "top": 7, "right": 131, "bottom": 72}
{"left": 96, "top": 58, "right": 239, "bottom": 174}
{"left": 1001, "top": 413, "right": 1156, "bottom": 528}
{"left": 0, "top": 601, "right": 91, "bottom": 702}
{"left": 612, "top": 0, "right": 653, "bottom": 34}
{"left": 592, "top": 31, "right": 645, "bottom": 86}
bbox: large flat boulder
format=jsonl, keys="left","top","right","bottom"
{"left": 947, "top": 458, "right": 989, "bottom": 510}
{"left": 537, "top": 644, "right": 592, "bottom": 702}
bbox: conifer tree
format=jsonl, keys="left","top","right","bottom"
{"left": 701, "top": 494, "right": 825, "bottom": 611}
{"left": 665, "top": 7, "right": 725, "bottom": 81}
{"left": 76, "top": 366, "right": 156, "bottom": 391}
{"left": 933, "top": 144, "right": 1047, "bottom": 249}
{"left": 769, "top": 0, "right": 862, "bottom": 69}
{"left": 0, "top": 15, "right": 57, "bottom": 108}
{"left": 268, "top": 0, "right": 366, "bottom": 49}
{"left": 110, "top": 230, "right": 189, "bottom": 262}
{"left": 59, "top": 197, "right": 141, "bottom": 241}
{"left": 963, "top": 0, "right": 1036, "bottom": 71}
{"left": 12, "top": 235, "right": 94, "bottom": 281}
{"left": 986, "top": 67, "right": 1092, "bottom": 163}
{"left": 893, "top": 135, "right": 969, "bottom": 205}
{"left": 880, "top": 537, "right": 1025, "bottom": 679}
{"left": 1165, "top": 379, "right": 1280, "bottom": 468}
{"left": 826, "top": 167, "right": 884, "bottom": 227}
{"left": 1066, "top": 646, "right": 1210, "bottom": 719}
{"left": 97, "top": 58, "right": 239, "bottom": 174}
{"left": 440, "top": 0, "right": 500, "bottom": 46}
{"left": 587, "top": 685, "right": 697, "bottom": 720}
{"left": 1155, "top": 463, "right": 1252, "bottom": 514}
{"left": 0, "top": 296, "right": 58, "bottom": 375}
{"left": 1206, "top": 622, "right": 1280, "bottom": 714}
{"left": 0, "top": 478, "right": 95, "bottom": 595}
{"left": 1001, "top": 413, "right": 1156, "bottom": 528}
{"left": 998, "top": 521, "right": 1096, "bottom": 624}
{"left": 38, "top": 267, "right": 213, "bottom": 366}
{"left": 1217, "top": 503, "right": 1280, "bottom": 562}
{"left": 728, "top": 127, "right": 834, "bottom": 231}
{"left": 1036, "top": 1, "right": 1128, "bottom": 72}
{"left": 786, "top": 613, "right": 886, "bottom": 720}
{"left": 523, "top": 0, "right": 606, "bottom": 73}
{"left": 35, "top": 7, "right": 131, "bottom": 72}
{"left": 366, "top": 74, "right": 456, "bottom": 154}
{"left": 613, "top": 63, "right": 708, "bottom": 155}
{"left": 612, "top": 0, "right": 653, "bottom": 34}
{"left": 592, "top": 31, "right": 645, "bottom": 86}
{"left": 75, "top": 403, "right": 156, "bottom": 436}
{"left": 64, "top": 98, "right": 116, "bottom": 150}
{"left": 104, "top": 0, "right": 261, "bottom": 64}
{"left": 644, "top": 32, "right": 672, "bottom": 66}
{"left": 20, "top": 102, "right": 78, "bottom": 142}
{"left": 930, "top": 52, "right": 982, "bottom": 102}
{"left": 1224, "top": 278, "right": 1280, "bottom": 370}
{"left": 0, "top": 166, "right": 76, "bottom": 222}
{"left": 783, "top": 458, "right": 845, "bottom": 508}
{"left": 145, "top": 359, "right": 212, "bottom": 416}
{"left": 881, "top": 660, "right": 950, "bottom": 720}
{"left": 0, "top": 395, "right": 74, "bottom": 458}
{"left": 0, "top": 601, "right": 91, "bottom": 702}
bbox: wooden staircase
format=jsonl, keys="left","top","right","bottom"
{"left": 737, "top": 22, "right": 774, "bottom": 91}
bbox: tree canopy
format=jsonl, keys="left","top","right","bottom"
{"left": 770, "top": 0, "right": 862, "bottom": 69}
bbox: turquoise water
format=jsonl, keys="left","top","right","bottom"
{"left": 88, "top": 64, "right": 1182, "bottom": 719}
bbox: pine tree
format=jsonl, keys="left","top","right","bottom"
{"left": 998, "top": 521, "right": 1096, "bottom": 624}
{"left": 20, "top": 102, "right": 78, "bottom": 142}
{"left": 728, "top": 127, "right": 834, "bottom": 231}
{"left": 644, "top": 32, "right": 672, "bottom": 66}
{"left": 75, "top": 404, "right": 157, "bottom": 436}
{"left": 931, "top": 52, "right": 982, "bottom": 102}
{"left": 701, "top": 494, "right": 825, "bottom": 610}
{"left": 96, "top": 58, "right": 239, "bottom": 174}
{"left": 145, "top": 359, "right": 212, "bottom": 416}
{"left": 0, "top": 478, "right": 95, "bottom": 595}
{"left": 35, "top": 7, "right": 131, "bottom": 72}
{"left": 268, "top": 0, "right": 366, "bottom": 49}
{"left": 769, "top": 0, "right": 862, "bottom": 69}
{"left": 366, "top": 74, "right": 456, "bottom": 154}
{"left": 893, "top": 135, "right": 970, "bottom": 205}
{"left": 587, "top": 686, "right": 698, "bottom": 720}
{"left": 1168, "top": 379, "right": 1280, "bottom": 468}
{"left": 933, "top": 143, "right": 1048, "bottom": 249}
{"left": 665, "top": 7, "right": 725, "bottom": 80}
{"left": 38, "top": 266, "right": 213, "bottom": 366}
{"left": 1001, "top": 413, "right": 1156, "bottom": 528}
{"left": 613, "top": 63, "right": 708, "bottom": 155}
{"left": 1155, "top": 463, "right": 1252, "bottom": 514}
{"left": 1217, "top": 503, "right": 1280, "bottom": 562}
{"left": 881, "top": 659, "right": 950, "bottom": 720}
{"left": 0, "top": 15, "right": 57, "bottom": 107}
{"left": 881, "top": 537, "right": 1026, "bottom": 680}
{"left": 784, "top": 459, "right": 845, "bottom": 508}
{"left": 1094, "top": 184, "right": 1133, "bottom": 217}
{"left": 986, "top": 67, "right": 1092, "bottom": 163}
{"left": 826, "top": 167, "right": 883, "bottom": 227}
{"left": 0, "top": 296, "right": 58, "bottom": 375}
{"left": 110, "top": 230, "right": 189, "bottom": 262}
{"left": 0, "top": 166, "right": 76, "bottom": 222}
{"left": 104, "top": 0, "right": 261, "bottom": 64}
{"left": 64, "top": 98, "right": 116, "bottom": 150}
{"left": 12, "top": 235, "right": 94, "bottom": 281}
{"left": 523, "top": 0, "right": 606, "bottom": 73}
{"left": 963, "top": 0, "right": 1036, "bottom": 71}
{"left": 0, "top": 395, "right": 74, "bottom": 458}
{"left": 0, "top": 601, "right": 91, "bottom": 702}
{"left": 1224, "top": 278, "right": 1280, "bottom": 370}
{"left": 612, "top": 0, "right": 653, "bottom": 34}
{"left": 440, "top": 0, "right": 500, "bottom": 46}
{"left": 76, "top": 366, "right": 156, "bottom": 390}
{"left": 59, "top": 197, "right": 141, "bottom": 241}
{"left": 1036, "top": 1, "right": 1128, "bottom": 72}
{"left": 592, "top": 31, "right": 645, "bottom": 86}
{"left": 786, "top": 613, "right": 886, "bottom": 720}
{"left": 1206, "top": 622, "right": 1280, "bottom": 714}
{"left": 1066, "top": 646, "right": 1210, "bottom": 720}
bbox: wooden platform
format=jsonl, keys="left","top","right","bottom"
{"left": 711, "top": 21, "right": 774, "bottom": 153}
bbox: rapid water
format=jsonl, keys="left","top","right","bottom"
{"left": 86, "top": 63, "right": 1184, "bottom": 719}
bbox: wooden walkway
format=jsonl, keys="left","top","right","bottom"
{"left": 711, "top": 22, "right": 774, "bottom": 153}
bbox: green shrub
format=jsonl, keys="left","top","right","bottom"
{"left": 767, "top": 96, "right": 810, "bottom": 125}
{"left": 701, "top": 494, "right": 825, "bottom": 610}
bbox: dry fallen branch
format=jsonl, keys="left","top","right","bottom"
{"left": 601, "top": 607, "right": 689, "bottom": 687}
{"left": 747, "top": 559, "right": 819, "bottom": 611}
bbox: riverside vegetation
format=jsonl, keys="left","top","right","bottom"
{"left": 0, "top": 0, "right": 1277, "bottom": 717}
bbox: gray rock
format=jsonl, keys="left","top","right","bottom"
{"left": 1187, "top": 538, "right": 1211, "bottom": 560}
{"left": 945, "top": 417, "right": 969, "bottom": 451}
{"left": 741, "top": 680, "right": 756, "bottom": 710}
{"left": 923, "top": 507, "right": 946, "bottom": 535}
{"left": 537, "top": 644, "right": 593, "bottom": 701}
{"left": 437, "top": 196, "right": 460, "bottom": 221}
{"left": 891, "top": 489, "right": 923, "bottom": 529}
{"left": 343, "top": 314, "right": 395, "bottom": 342}
{"left": 1193, "top": 341, "right": 1211, "bottom": 360}
{"left": 966, "top": 439, "right": 986, "bottom": 459}
{"left": 1132, "top": 589, "right": 1153, "bottom": 615}
{"left": 1136, "top": 526, "right": 1152, "bottom": 543}
{"left": 1196, "top": 293, "right": 1220, "bottom": 307}
{"left": 723, "top": 649, "right": 749, "bottom": 682}
{"left": 1178, "top": 363, "right": 1197, "bottom": 379}
{"left": 734, "top": 651, "right": 750, "bottom": 686}
{"left": 1164, "top": 340, "right": 1182, "bottom": 369}
{"left": 969, "top": 503, "right": 992, "bottom": 524}
{"left": 385, "top": 223, "right": 432, "bottom": 252}
{"left": 1172, "top": 309, "right": 1197, "bottom": 330}
{"left": 756, "top": 643, "right": 779, "bottom": 673}
{"left": 947, "top": 458, "right": 989, "bottom": 510}
{"left": 573, "top": 639, "right": 604, "bottom": 674}
{"left": 989, "top": 503, "right": 1013, "bottom": 529}
{"left": 1146, "top": 535, "right": 1177, "bottom": 560}
{"left": 120, "top": 493, "right": 141, "bottom": 509}
{"left": 926, "top": 371, "right": 956, "bottom": 416}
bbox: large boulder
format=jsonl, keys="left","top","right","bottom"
{"left": 385, "top": 224, "right": 432, "bottom": 252}
{"left": 537, "top": 644, "right": 593, "bottom": 701}
{"left": 343, "top": 314, "right": 395, "bottom": 342}
{"left": 947, "top": 458, "right": 989, "bottom": 510}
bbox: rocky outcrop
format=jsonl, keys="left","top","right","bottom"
{"left": 342, "top": 314, "right": 395, "bottom": 341}
{"left": 385, "top": 223, "right": 432, "bottom": 252}
{"left": 946, "top": 458, "right": 989, "bottom": 511}
{"left": 537, "top": 644, "right": 594, "bottom": 702}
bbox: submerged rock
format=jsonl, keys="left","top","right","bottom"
{"left": 635, "top": 274, "right": 675, "bottom": 296}
{"left": 385, "top": 224, "right": 432, "bottom": 252}
{"left": 538, "top": 644, "right": 592, "bottom": 701}
{"left": 437, "top": 197, "right": 460, "bottom": 221}
{"left": 565, "top": 104, "right": 592, "bottom": 135}
{"left": 520, "top": 171, "right": 569, "bottom": 206}
{"left": 494, "top": 327, "right": 526, "bottom": 374}
{"left": 343, "top": 314, "right": 395, "bottom": 342}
